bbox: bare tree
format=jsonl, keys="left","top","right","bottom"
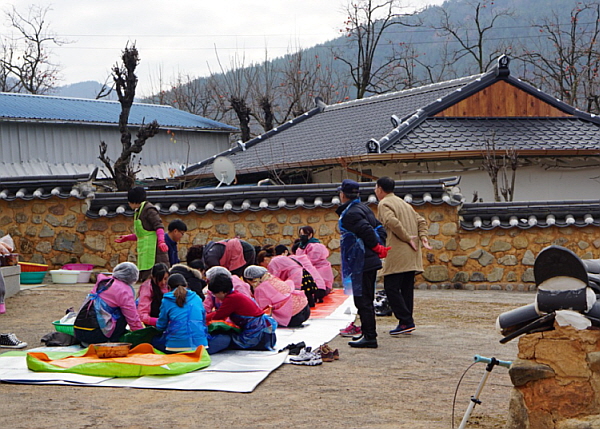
{"left": 334, "top": 0, "right": 421, "bottom": 99}
{"left": 517, "top": 2, "right": 600, "bottom": 113}
{"left": 0, "top": 5, "right": 67, "bottom": 94}
{"left": 98, "top": 43, "right": 159, "bottom": 191}
{"left": 433, "top": 0, "right": 514, "bottom": 74}
{"left": 210, "top": 51, "right": 256, "bottom": 142}
{"left": 481, "top": 131, "right": 518, "bottom": 202}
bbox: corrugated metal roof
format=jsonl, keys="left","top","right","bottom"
{"left": 0, "top": 92, "right": 237, "bottom": 131}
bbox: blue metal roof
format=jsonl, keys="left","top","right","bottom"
{"left": 0, "top": 92, "right": 237, "bottom": 131}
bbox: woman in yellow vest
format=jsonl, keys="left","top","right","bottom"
{"left": 115, "top": 187, "right": 169, "bottom": 281}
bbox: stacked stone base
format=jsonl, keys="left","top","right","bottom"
{"left": 506, "top": 326, "right": 600, "bottom": 428}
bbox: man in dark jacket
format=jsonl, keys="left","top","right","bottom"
{"left": 336, "top": 179, "right": 389, "bottom": 348}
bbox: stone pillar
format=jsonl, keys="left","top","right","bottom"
{"left": 505, "top": 326, "right": 600, "bottom": 428}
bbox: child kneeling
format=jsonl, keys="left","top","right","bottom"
{"left": 206, "top": 273, "right": 277, "bottom": 354}
{"left": 155, "top": 273, "right": 208, "bottom": 353}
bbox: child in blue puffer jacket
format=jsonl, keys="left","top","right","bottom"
{"left": 156, "top": 273, "right": 208, "bottom": 353}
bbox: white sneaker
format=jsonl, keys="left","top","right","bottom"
{"left": 0, "top": 333, "right": 27, "bottom": 349}
{"left": 289, "top": 347, "right": 323, "bottom": 366}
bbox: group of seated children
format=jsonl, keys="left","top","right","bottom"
{"left": 74, "top": 226, "right": 334, "bottom": 355}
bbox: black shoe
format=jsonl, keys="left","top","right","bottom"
{"left": 352, "top": 334, "right": 363, "bottom": 341}
{"left": 348, "top": 337, "right": 378, "bottom": 348}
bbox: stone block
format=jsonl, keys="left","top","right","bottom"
{"left": 428, "top": 223, "right": 439, "bottom": 236}
{"left": 319, "top": 224, "right": 334, "bottom": 236}
{"left": 522, "top": 268, "right": 535, "bottom": 283}
{"left": 499, "top": 255, "right": 518, "bottom": 266}
{"left": 81, "top": 253, "right": 107, "bottom": 267}
{"left": 513, "top": 235, "right": 529, "bottom": 249}
{"left": 469, "top": 271, "right": 487, "bottom": 282}
{"left": 328, "top": 239, "right": 340, "bottom": 250}
{"left": 451, "top": 255, "right": 468, "bottom": 266}
{"left": 490, "top": 240, "right": 512, "bottom": 253}
{"left": 215, "top": 223, "right": 231, "bottom": 235}
{"left": 45, "top": 214, "right": 61, "bottom": 227}
{"left": 478, "top": 250, "right": 495, "bottom": 267}
{"left": 459, "top": 238, "right": 477, "bottom": 250}
{"left": 487, "top": 267, "right": 504, "bottom": 282}
{"left": 441, "top": 222, "right": 457, "bottom": 236}
{"left": 522, "top": 249, "right": 536, "bottom": 266}
{"left": 327, "top": 252, "right": 341, "bottom": 266}
{"left": 509, "top": 358, "right": 555, "bottom": 387}
{"left": 429, "top": 239, "right": 444, "bottom": 250}
{"left": 445, "top": 238, "right": 458, "bottom": 251}
{"left": 579, "top": 240, "right": 590, "bottom": 250}
{"left": 452, "top": 271, "right": 469, "bottom": 283}
{"left": 422, "top": 265, "right": 449, "bottom": 282}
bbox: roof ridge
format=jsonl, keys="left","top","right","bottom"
{"left": 0, "top": 91, "right": 177, "bottom": 109}
{"left": 326, "top": 72, "right": 486, "bottom": 111}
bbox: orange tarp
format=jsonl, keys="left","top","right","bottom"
{"left": 28, "top": 343, "right": 205, "bottom": 369}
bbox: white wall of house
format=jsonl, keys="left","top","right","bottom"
{"left": 0, "top": 122, "right": 231, "bottom": 179}
{"left": 312, "top": 158, "right": 600, "bottom": 203}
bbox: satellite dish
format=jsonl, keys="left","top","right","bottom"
{"left": 212, "top": 156, "right": 236, "bottom": 188}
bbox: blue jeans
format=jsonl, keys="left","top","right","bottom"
{"left": 207, "top": 334, "right": 232, "bottom": 354}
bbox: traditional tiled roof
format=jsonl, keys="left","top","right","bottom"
{"left": 387, "top": 117, "right": 600, "bottom": 154}
{"left": 0, "top": 92, "right": 237, "bottom": 132}
{"left": 85, "top": 177, "right": 462, "bottom": 218}
{"left": 0, "top": 169, "right": 97, "bottom": 200}
{"left": 460, "top": 200, "right": 600, "bottom": 230}
{"left": 184, "top": 56, "right": 600, "bottom": 177}
{"left": 184, "top": 74, "right": 484, "bottom": 175}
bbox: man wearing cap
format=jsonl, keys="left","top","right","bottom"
{"left": 374, "top": 176, "right": 432, "bottom": 336}
{"left": 336, "top": 179, "right": 389, "bottom": 348}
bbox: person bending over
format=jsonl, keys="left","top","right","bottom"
{"left": 244, "top": 265, "right": 310, "bottom": 328}
{"left": 206, "top": 273, "right": 277, "bottom": 354}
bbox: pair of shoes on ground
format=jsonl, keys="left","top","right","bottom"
{"left": 289, "top": 347, "right": 323, "bottom": 366}
{"left": 0, "top": 333, "right": 27, "bottom": 349}
{"left": 278, "top": 341, "right": 306, "bottom": 355}
{"left": 316, "top": 343, "right": 339, "bottom": 362}
{"left": 339, "top": 321, "right": 361, "bottom": 338}
{"left": 389, "top": 323, "right": 415, "bottom": 335}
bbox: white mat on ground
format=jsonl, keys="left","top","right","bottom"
{"left": 0, "top": 296, "right": 356, "bottom": 392}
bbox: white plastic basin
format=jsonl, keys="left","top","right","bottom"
{"left": 77, "top": 270, "right": 93, "bottom": 283}
{"left": 50, "top": 269, "right": 79, "bottom": 284}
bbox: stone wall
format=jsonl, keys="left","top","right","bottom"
{"left": 2, "top": 196, "right": 600, "bottom": 289}
{"left": 506, "top": 326, "right": 600, "bottom": 428}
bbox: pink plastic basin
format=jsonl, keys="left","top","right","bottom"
{"left": 62, "top": 263, "right": 94, "bottom": 271}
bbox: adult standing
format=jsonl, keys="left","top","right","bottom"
{"left": 115, "top": 187, "right": 169, "bottom": 281}
{"left": 336, "top": 179, "right": 389, "bottom": 349}
{"left": 374, "top": 176, "right": 432, "bottom": 335}
{"left": 165, "top": 219, "right": 187, "bottom": 266}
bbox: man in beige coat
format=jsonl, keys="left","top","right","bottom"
{"left": 375, "top": 177, "right": 432, "bottom": 335}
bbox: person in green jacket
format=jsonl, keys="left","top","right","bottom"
{"left": 115, "top": 187, "right": 169, "bottom": 281}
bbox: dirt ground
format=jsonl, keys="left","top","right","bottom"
{"left": 0, "top": 284, "right": 535, "bottom": 429}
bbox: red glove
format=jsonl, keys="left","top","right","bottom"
{"left": 372, "top": 243, "right": 391, "bottom": 258}
{"left": 156, "top": 228, "right": 168, "bottom": 253}
{"left": 115, "top": 234, "right": 137, "bottom": 243}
